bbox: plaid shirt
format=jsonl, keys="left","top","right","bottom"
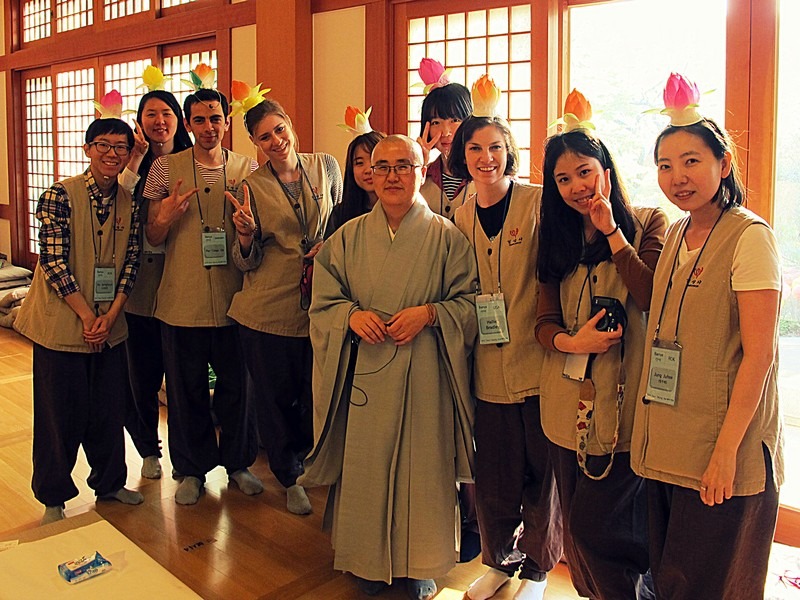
{"left": 37, "top": 169, "right": 141, "bottom": 299}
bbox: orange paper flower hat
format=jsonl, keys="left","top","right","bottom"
{"left": 555, "top": 89, "right": 595, "bottom": 132}
{"left": 181, "top": 63, "right": 216, "bottom": 91}
{"left": 93, "top": 90, "right": 135, "bottom": 120}
{"left": 471, "top": 75, "right": 501, "bottom": 118}
{"left": 413, "top": 58, "right": 452, "bottom": 95}
{"left": 230, "top": 80, "right": 271, "bottom": 117}
{"left": 137, "top": 65, "right": 169, "bottom": 92}
{"left": 338, "top": 105, "right": 373, "bottom": 136}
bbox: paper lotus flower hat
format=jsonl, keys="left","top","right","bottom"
{"left": 555, "top": 89, "right": 595, "bottom": 132}
{"left": 659, "top": 72, "right": 704, "bottom": 126}
{"left": 413, "top": 58, "right": 452, "bottom": 95}
{"left": 471, "top": 75, "right": 501, "bottom": 118}
{"left": 93, "top": 90, "right": 135, "bottom": 120}
{"left": 181, "top": 63, "right": 216, "bottom": 92}
{"left": 138, "top": 65, "right": 169, "bottom": 92}
{"left": 338, "top": 105, "right": 373, "bottom": 136}
{"left": 230, "top": 80, "right": 271, "bottom": 118}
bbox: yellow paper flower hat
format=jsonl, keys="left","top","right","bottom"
{"left": 137, "top": 65, "right": 169, "bottom": 92}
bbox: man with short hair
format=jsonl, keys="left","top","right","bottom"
{"left": 15, "top": 117, "right": 145, "bottom": 524}
{"left": 144, "top": 87, "right": 262, "bottom": 505}
{"left": 301, "top": 135, "right": 478, "bottom": 600}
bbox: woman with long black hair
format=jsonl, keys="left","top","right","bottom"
{"left": 122, "top": 68, "right": 193, "bottom": 480}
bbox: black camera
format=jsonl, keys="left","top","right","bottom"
{"left": 590, "top": 296, "right": 627, "bottom": 333}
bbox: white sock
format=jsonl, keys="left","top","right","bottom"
{"left": 467, "top": 568, "right": 511, "bottom": 600}
{"left": 513, "top": 578, "right": 547, "bottom": 600}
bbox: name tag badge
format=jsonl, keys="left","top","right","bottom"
{"left": 644, "top": 340, "right": 681, "bottom": 406}
{"left": 476, "top": 293, "right": 510, "bottom": 345}
{"left": 201, "top": 228, "right": 228, "bottom": 267}
{"left": 562, "top": 352, "right": 590, "bottom": 382}
{"left": 93, "top": 265, "right": 116, "bottom": 302}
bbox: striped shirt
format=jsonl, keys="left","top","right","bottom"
{"left": 143, "top": 152, "right": 260, "bottom": 201}
{"left": 441, "top": 172, "right": 463, "bottom": 201}
{"left": 37, "top": 169, "right": 141, "bottom": 299}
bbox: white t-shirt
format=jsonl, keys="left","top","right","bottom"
{"left": 678, "top": 222, "right": 781, "bottom": 292}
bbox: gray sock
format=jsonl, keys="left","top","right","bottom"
{"left": 101, "top": 487, "right": 144, "bottom": 505}
{"left": 407, "top": 578, "right": 437, "bottom": 600}
{"left": 229, "top": 469, "right": 264, "bottom": 496}
{"left": 141, "top": 456, "right": 162, "bottom": 479}
{"left": 41, "top": 505, "right": 65, "bottom": 525}
{"left": 175, "top": 476, "right": 203, "bottom": 505}
{"left": 286, "top": 484, "right": 312, "bottom": 515}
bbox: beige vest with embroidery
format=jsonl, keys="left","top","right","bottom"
{"left": 539, "top": 207, "right": 656, "bottom": 453}
{"left": 631, "top": 207, "right": 783, "bottom": 495}
{"left": 154, "top": 148, "right": 251, "bottom": 327}
{"left": 420, "top": 178, "right": 470, "bottom": 220}
{"left": 125, "top": 193, "right": 163, "bottom": 317}
{"left": 228, "top": 154, "right": 332, "bottom": 336}
{"left": 454, "top": 182, "right": 544, "bottom": 403}
{"left": 15, "top": 175, "right": 132, "bottom": 352}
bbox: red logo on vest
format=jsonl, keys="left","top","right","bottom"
{"left": 689, "top": 265, "right": 703, "bottom": 287}
{"left": 507, "top": 227, "right": 523, "bottom": 246}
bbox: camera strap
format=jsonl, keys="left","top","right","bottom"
{"left": 575, "top": 342, "right": 625, "bottom": 481}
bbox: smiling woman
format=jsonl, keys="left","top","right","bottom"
{"left": 225, "top": 95, "right": 342, "bottom": 516}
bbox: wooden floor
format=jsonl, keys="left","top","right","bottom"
{"left": 0, "top": 325, "right": 582, "bottom": 600}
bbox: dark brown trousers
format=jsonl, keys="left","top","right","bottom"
{"left": 32, "top": 343, "right": 127, "bottom": 506}
{"left": 647, "top": 446, "right": 779, "bottom": 600}
{"left": 551, "top": 444, "right": 652, "bottom": 600}
{"left": 474, "top": 396, "right": 563, "bottom": 581}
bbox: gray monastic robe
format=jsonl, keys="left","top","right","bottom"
{"left": 300, "top": 197, "right": 477, "bottom": 583}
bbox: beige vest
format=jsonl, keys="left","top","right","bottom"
{"left": 228, "top": 154, "right": 332, "bottom": 336}
{"left": 125, "top": 194, "right": 163, "bottom": 317}
{"left": 15, "top": 174, "right": 132, "bottom": 352}
{"left": 454, "top": 182, "right": 544, "bottom": 403}
{"left": 539, "top": 207, "right": 656, "bottom": 453}
{"left": 154, "top": 148, "right": 251, "bottom": 327}
{"left": 631, "top": 207, "right": 783, "bottom": 495}
{"left": 420, "top": 178, "right": 470, "bottom": 220}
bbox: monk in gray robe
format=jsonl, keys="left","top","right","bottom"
{"left": 300, "top": 135, "right": 477, "bottom": 600}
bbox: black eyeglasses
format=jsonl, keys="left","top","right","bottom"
{"left": 89, "top": 141, "right": 131, "bottom": 157}
{"left": 371, "top": 164, "right": 421, "bottom": 177}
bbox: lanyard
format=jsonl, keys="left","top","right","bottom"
{"left": 471, "top": 180, "right": 513, "bottom": 294}
{"left": 652, "top": 209, "right": 725, "bottom": 344}
{"left": 569, "top": 267, "right": 593, "bottom": 333}
{"left": 192, "top": 147, "right": 228, "bottom": 230}
{"left": 90, "top": 192, "right": 118, "bottom": 265}
{"left": 268, "top": 154, "right": 323, "bottom": 248}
